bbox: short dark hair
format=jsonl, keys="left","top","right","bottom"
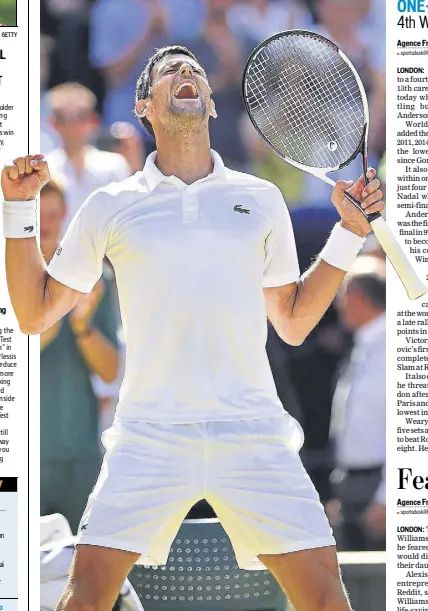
{"left": 348, "top": 271, "right": 386, "bottom": 310}
{"left": 134, "top": 45, "right": 199, "bottom": 138}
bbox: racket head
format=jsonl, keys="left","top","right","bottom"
{"left": 242, "top": 30, "right": 370, "bottom": 178}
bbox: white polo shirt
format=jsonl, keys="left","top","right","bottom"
{"left": 47, "top": 150, "right": 300, "bottom": 423}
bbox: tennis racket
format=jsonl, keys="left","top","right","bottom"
{"left": 242, "top": 30, "right": 426, "bottom": 300}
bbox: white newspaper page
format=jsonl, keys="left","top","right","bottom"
{"left": 390, "top": 1, "right": 428, "bottom": 610}
{"left": 0, "top": 0, "right": 414, "bottom": 609}
{"left": 0, "top": 1, "right": 37, "bottom": 610}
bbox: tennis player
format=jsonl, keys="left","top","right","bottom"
{"left": 3, "top": 46, "right": 384, "bottom": 611}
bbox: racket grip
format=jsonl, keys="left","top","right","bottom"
{"left": 370, "top": 216, "right": 427, "bottom": 300}
{"left": 344, "top": 190, "right": 381, "bottom": 222}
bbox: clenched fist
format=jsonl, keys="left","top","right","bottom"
{"left": 330, "top": 168, "right": 384, "bottom": 237}
{"left": 2, "top": 154, "right": 50, "bottom": 201}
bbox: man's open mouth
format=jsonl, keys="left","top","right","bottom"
{"left": 173, "top": 81, "right": 199, "bottom": 100}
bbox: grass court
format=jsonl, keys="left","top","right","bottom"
{"left": 0, "top": 0, "right": 17, "bottom": 26}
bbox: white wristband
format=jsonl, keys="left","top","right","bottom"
{"left": 319, "top": 223, "right": 365, "bottom": 272}
{"left": 3, "top": 199, "right": 38, "bottom": 238}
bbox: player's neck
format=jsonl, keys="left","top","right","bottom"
{"left": 154, "top": 136, "right": 213, "bottom": 185}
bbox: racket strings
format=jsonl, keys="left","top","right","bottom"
{"left": 250, "top": 45, "right": 361, "bottom": 163}
{"left": 245, "top": 34, "right": 365, "bottom": 169}
{"left": 247, "top": 39, "right": 361, "bottom": 154}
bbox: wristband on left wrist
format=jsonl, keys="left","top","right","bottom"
{"left": 3, "top": 199, "right": 38, "bottom": 238}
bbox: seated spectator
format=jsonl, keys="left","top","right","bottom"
{"left": 327, "top": 255, "right": 386, "bottom": 551}
{"left": 46, "top": 82, "right": 130, "bottom": 233}
{"left": 40, "top": 180, "right": 120, "bottom": 533}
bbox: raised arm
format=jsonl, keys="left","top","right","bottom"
{"left": 2, "top": 155, "right": 84, "bottom": 334}
{"left": 265, "top": 170, "right": 384, "bottom": 346}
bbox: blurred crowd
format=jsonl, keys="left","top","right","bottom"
{"left": 40, "top": 0, "right": 387, "bottom": 552}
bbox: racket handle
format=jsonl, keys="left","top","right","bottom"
{"left": 370, "top": 216, "right": 427, "bottom": 300}
{"left": 344, "top": 189, "right": 381, "bottom": 223}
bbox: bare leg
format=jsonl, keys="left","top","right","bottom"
{"left": 259, "top": 546, "right": 352, "bottom": 611}
{"left": 55, "top": 544, "right": 140, "bottom": 611}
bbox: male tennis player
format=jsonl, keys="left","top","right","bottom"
{"left": 3, "top": 46, "right": 384, "bottom": 611}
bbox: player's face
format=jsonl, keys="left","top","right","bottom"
{"left": 137, "top": 54, "right": 217, "bottom": 135}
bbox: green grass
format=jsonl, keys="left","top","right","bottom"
{"left": 0, "top": 0, "right": 17, "bottom": 26}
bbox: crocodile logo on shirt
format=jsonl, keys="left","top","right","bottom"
{"left": 233, "top": 204, "right": 250, "bottom": 214}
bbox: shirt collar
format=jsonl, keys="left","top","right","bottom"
{"left": 354, "top": 312, "right": 386, "bottom": 346}
{"left": 141, "top": 149, "right": 226, "bottom": 192}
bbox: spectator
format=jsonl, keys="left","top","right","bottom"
{"left": 40, "top": 180, "right": 120, "bottom": 533}
{"left": 41, "top": 0, "right": 105, "bottom": 102}
{"left": 190, "top": 0, "right": 248, "bottom": 169}
{"left": 46, "top": 82, "right": 130, "bottom": 232}
{"left": 161, "top": 0, "right": 206, "bottom": 41}
{"left": 240, "top": 114, "right": 304, "bottom": 207}
{"left": 301, "top": 0, "right": 386, "bottom": 205}
{"left": 228, "top": 0, "right": 313, "bottom": 54}
{"left": 315, "top": 0, "right": 384, "bottom": 94}
{"left": 41, "top": 35, "right": 60, "bottom": 155}
{"left": 327, "top": 255, "right": 386, "bottom": 550}
{"left": 90, "top": 0, "right": 170, "bottom": 139}
{"left": 44, "top": 0, "right": 89, "bottom": 21}
{"left": 96, "top": 121, "right": 145, "bottom": 175}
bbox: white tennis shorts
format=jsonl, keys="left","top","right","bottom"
{"left": 76, "top": 415, "right": 335, "bottom": 570}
